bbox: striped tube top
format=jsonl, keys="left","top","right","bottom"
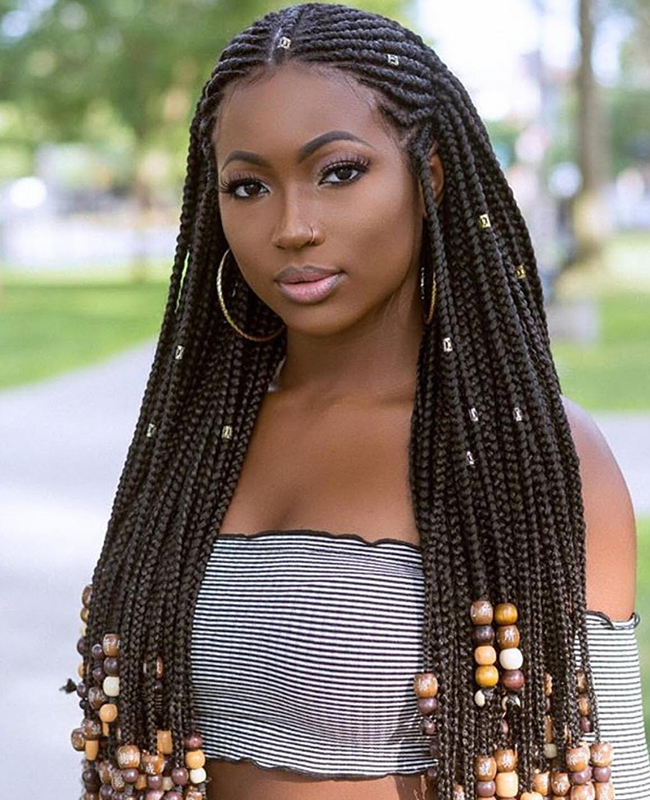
{"left": 190, "top": 529, "right": 650, "bottom": 794}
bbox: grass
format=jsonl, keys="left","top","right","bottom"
{"left": 0, "top": 274, "right": 169, "bottom": 389}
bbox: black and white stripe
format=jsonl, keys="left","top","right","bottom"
{"left": 191, "top": 529, "right": 650, "bottom": 793}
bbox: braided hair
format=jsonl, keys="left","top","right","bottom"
{"left": 69, "top": 4, "right": 612, "bottom": 799}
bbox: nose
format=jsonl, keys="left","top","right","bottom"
{"left": 271, "top": 192, "right": 319, "bottom": 249}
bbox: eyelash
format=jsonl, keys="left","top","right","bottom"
{"left": 217, "top": 156, "right": 371, "bottom": 200}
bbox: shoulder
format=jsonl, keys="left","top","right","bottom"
{"left": 560, "top": 394, "right": 637, "bottom": 621}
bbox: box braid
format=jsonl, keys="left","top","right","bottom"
{"left": 67, "top": 4, "right": 612, "bottom": 799}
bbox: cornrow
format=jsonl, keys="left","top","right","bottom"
{"left": 68, "top": 4, "right": 613, "bottom": 799}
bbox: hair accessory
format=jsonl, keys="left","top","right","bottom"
{"left": 216, "top": 248, "right": 284, "bottom": 342}
{"left": 146, "top": 423, "right": 156, "bottom": 438}
{"left": 469, "top": 407, "right": 479, "bottom": 422}
{"left": 387, "top": 53, "right": 400, "bottom": 65}
{"left": 479, "top": 213, "right": 491, "bottom": 229}
{"left": 516, "top": 264, "right": 526, "bottom": 280}
{"left": 221, "top": 425, "right": 233, "bottom": 440}
{"left": 442, "top": 337, "right": 453, "bottom": 352}
{"left": 278, "top": 36, "right": 291, "bottom": 49}
{"left": 513, "top": 406, "right": 523, "bottom": 422}
{"left": 466, "top": 450, "right": 475, "bottom": 466}
{"left": 175, "top": 345, "right": 184, "bottom": 360}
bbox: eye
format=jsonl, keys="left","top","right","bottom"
{"left": 218, "top": 174, "right": 269, "bottom": 200}
{"left": 319, "top": 157, "right": 370, "bottom": 186}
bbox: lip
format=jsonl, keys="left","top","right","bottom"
{"left": 276, "top": 272, "right": 345, "bottom": 304}
{"left": 275, "top": 264, "right": 341, "bottom": 283}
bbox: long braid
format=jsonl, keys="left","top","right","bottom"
{"left": 69, "top": 5, "right": 608, "bottom": 799}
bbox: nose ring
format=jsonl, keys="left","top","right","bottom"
{"left": 308, "top": 225, "right": 316, "bottom": 245}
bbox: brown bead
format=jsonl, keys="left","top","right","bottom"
{"left": 571, "top": 768, "right": 593, "bottom": 785}
{"left": 156, "top": 729, "right": 173, "bottom": 755}
{"left": 141, "top": 751, "right": 165, "bottom": 775}
{"left": 77, "top": 637, "right": 88, "bottom": 656}
{"left": 545, "top": 714, "right": 555, "bottom": 743}
{"left": 88, "top": 687, "right": 108, "bottom": 711}
{"left": 417, "top": 696, "right": 439, "bottom": 715}
{"left": 499, "top": 718, "right": 509, "bottom": 737}
{"left": 474, "top": 645, "right": 497, "bottom": 665}
{"left": 82, "top": 717, "right": 102, "bottom": 740}
{"left": 421, "top": 717, "right": 436, "bottom": 735}
{"left": 578, "top": 695, "right": 590, "bottom": 716}
{"left": 414, "top": 672, "right": 439, "bottom": 698}
{"left": 452, "top": 785, "right": 466, "bottom": 800}
{"left": 520, "top": 794, "right": 544, "bottom": 800}
{"left": 80, "top": 607, "right": 90, "bottom": 622}
{"left": 580, "top": 716, "right": 593, "bottom": 733}
{"left": 495, "top": 771, "right": 519, "bottom": 797}
{"left": 476, "top": 780, "right": 496, "bottom": 797}
{"left": 147, "top": 774, "right": 163, "bottom": 789}
{"left": 474, "top": 756, "right": 497, "bottom": 781}
{"left": 101, "top": 722, "right": 110, "bottom": 738}
{"left": 99, "top": 703, "right": 118, "bottom": 723}
{"left": 533, "top": 771, "right": 551, "bottom": 795}
{"left": 77, "top": 662, "right": 86, "bottom": 679}
{"left": 184, "top": 791, "right": 204, "bottom": 800}
{"left": 121, "top": 768, "right": 139, "bottom": 784}
{"left": 472, "top": 624, "right": 495, "bottom": 645}
{"left": 97, "top": 761, "right": 112, "bottom": 784}
{"left": 470, "top": 599, "right": 494, "bottom": 626}
{"left": 171, "top": 767, "right": 189, "bottom": 786}
{"left": 475, "top": 665, "right": 499, "bottom": 688}
{"left": 496, "top": 624, "right": 521, "bottom": 649}
{"left": 104, "top": 657, "right": 119, "bottom": 677}
{"left": 495, "top": 749, "right": 517, "bottom": 772}
{"left": 545, "top": 672, "right": 553, "bottom": 696}
{"left": 92, "top": 666, "right": 106, "bottom": 685}
{"left": 590, "top": 742, "right": 613, "bottom": 768}
{"left": 102, "top": 633, "right": 120, "bottom": 657}
{"left": 110, "top": 770, "right": 126, "bottom": 791}
{"left": 71, "top": 727, "right": 86, "bottom": 751}
{"left": 85, "top": 739, "right": 99, "bottom": 761}
{"left": 117, "top": 744, "right": 141, "bottom": 769}
{"left": 594, "top": 781, "right": 615, "bottom": 800}
{"left": 82, "top": 584, "right": 93, "bottom": 608}
{"left": 566, "top": 745, "right": 590, "bottom": 772}
{"left": 183, "top": 732, "right": 204, "bottom": 750}
{"left": 501, "top": 669, "right": 525, "bottom": 691}
{"left": 185, "top": 750, "right": 206, "bottom": 769}
{"left": 550, "top": 771, "right": 571, "bottom": 795}
{"left": 570, "top": 784, "right": 595, "bottom": 800}
{"left": 494, "top": 602, "right": 518, "bottom": 625}
{"left": 135, "top": 774, "right": 148, "bottom": 790}
{"left": 592, "top": 767, "right": 611, "bottom": 783}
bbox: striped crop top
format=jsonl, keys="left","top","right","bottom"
{"left": 190, "top": 529, "right": 650, "bottom": 796}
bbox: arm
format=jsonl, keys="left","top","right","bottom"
{"left": 561, "top": 395, "right": 637, "bottom": 622}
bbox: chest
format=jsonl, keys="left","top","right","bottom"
{"left": 219, "top": 392, "right": 418, "bottom": 544}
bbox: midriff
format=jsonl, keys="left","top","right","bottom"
{"left": 205, "top": 759, "right": 435, "bottom": 800}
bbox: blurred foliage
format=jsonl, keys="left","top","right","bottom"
{"left": 0, "top": 0, "right": 413, "bottom": 190}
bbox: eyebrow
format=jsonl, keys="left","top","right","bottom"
{"left": 219, "top": 130, "right": 374, "bottom": 171}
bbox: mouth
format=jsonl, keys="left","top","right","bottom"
{"left": 275, "top": 272, "right": 345, "bottom": 304}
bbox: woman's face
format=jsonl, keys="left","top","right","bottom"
{"left": 212, "top": 61, "right": 433, "bottom": 337}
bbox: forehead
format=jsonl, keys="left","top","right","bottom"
{"left": 212, "top": 62, "right": 395, "bottom": 160}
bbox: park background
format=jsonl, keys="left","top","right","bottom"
{"left": 0, "top": 0, "right": 649, "bottom": 797}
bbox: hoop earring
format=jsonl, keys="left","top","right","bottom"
{"left": 216, "top": 248, "right": 285, "bottom": 343}
{"left": 420, "top": 264, "right": 437, "bottom": 325}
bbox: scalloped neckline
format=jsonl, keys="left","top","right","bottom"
{"left": 216, "top": 528, "right": 423, "bottom": 553}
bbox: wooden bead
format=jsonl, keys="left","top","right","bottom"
{"left": 135, "top": 774, "right": 148, "bottom": 790}
{"left": 102, "top": 633, "right": 120, "bottom": 657}
{"left": 101, "top": 722, "right": 109, "bottom": 737}
{"left": 82, "top": 584, "right": 93, "bottom": 608}
{"left": 496, "top": 624, "right": 520, "bottom": 649}
{"left": 162, "top": 777, "right": 173, "bottom": 791}
{"left": 85, "top": 739, "right": 99, "bottom": 761}
{"left": 77, "top": 662, "right": 85, "bottom": 679}
{"left": 142, "top": 752, "right": 165, "bottom": 775}
{"left": 417, "top": 696, "right": 439, "bottom": 715}
{"left": 495, "top": 749, "right": 517, "bottom": 772}
{"left": 475, "top": 645, "right": 497, "bottom": 665}
{"left": 590, "top": 742, "right": 613, "bottom": 767}
{"left": 545, "top": 714, "right": 555, "bottom": 743}
{"left": 576, "top": 669, "right": 587, "bottom": 693}
{"left": 171, "top": 767, "right": 189, "bottom": 785}
{"left": 121, "top": 768, "right": 139, "bottom": 784}
{"left": 472, "top": 625, "right": 495, "bottom": 645}
{"left": 102, "top": 676, "right": 120, "bottom": 697}
{"left": 544, "top": 743, "right": 558, "bottom": 759}
{"left": 71, "top": 727, "right": 86, "bottom": 751}
{"left": 474, "top": 689, "right": 486, "bottom": 707}
{"left": 99, "top": 703, "right": 118, "bottom": 723}
{"left": 533, "top": 771, "right": 551, "bottom": 795}
{"left": 570, "top": 784, "right": 595, "bottom": 800}
{"left": 545, "top": 672, "right": 553, "bottom": 696}
{"left": 116, "top": 744, "right": 141, "bottom": 769}
{"left": 184, "top": 790, "right": 204, "bottom": 800}
{"left": 453, "top": 784, "right": 466, "bottom": 800}
{"left": 495, "top": 770, "right": 518, "bottom": 797}
{"left": 189, "top": 767, "right": 207, "bottom": 785}
{"left": 470, "top": 599, "right": 494, "bottom": 626}
{"left": 184, "top": 732, "right": 204, "bottom": 750}
{"left": 594, "top": 781, "right": 615, "bottom": 800}
{"left": 104, "top": 657, "right": 119, "bottom": 677}
{"left": 501, "top": 669, "right": 525, "bottom": 691}
{"left": 499, "top": 647, "right": 523, "bottom": 670}
{"left": 147, "top": 775, "right": 163, "bottom": 789}
{"left": 592, "top": 767, "right": 611, "bottom": 783}
{"left": 476, "top": 780, "right": 496, "bottom": 797}
{"left": 550, "top": 771, "right": 571, "bottom": 795}
{"left": 475, "top": 665, "right": 499, "bottom": 688}
{"left": 421, "top": 717, "right": 436, "bottom": 735}
{"left": 156, "top": 729, "right": 173, "bottom": 755}
{"left": 89, "top": 687, "right": 108, "bottom": 711}
{"left": 578, "top": 695, "right": 591, "bottom": 716}
{"left": 82, "top": 718, "right": 102, "bottom": 740}
{"left": 566, "top": 745, "right": 590, "bottom": 772}
{"left": 185, "top": 749, "right": 206, "bottom": 769}
{"left": 571, "top": 767, "right": 593, "bottom": 785}
{"left": 520, "top": 794, "right": 544, "bottom": 800}
{"left": 580, "top": 716, "right": 593, "bottom": 733}
{"left": 414, "top": 672, "right": 439, "bottom": 698}
{"left": 474, "top": 756, "right": 497, "bottom": 781}
{"left": 494, "top": 602, "right": 518, "bottom": 625}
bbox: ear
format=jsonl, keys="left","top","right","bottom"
{"left": 418, "top": 140, "right": 445, "bottom": 220}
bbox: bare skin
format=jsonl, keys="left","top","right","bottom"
{"left": 204, "top": 61, "right": 637, "bottom": 800}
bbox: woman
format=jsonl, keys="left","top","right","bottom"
{"left": 68, "top": 4, "right": 650, "bottom": 800}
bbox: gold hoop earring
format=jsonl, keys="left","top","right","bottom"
{"left": 216, "top": 248, "right": 285, "bottom": 343}
{"left": 420, "top": 265, "right": 437, "bottom": 325}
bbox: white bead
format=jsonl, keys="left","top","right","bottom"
{"left": 79, "top": 622, "right": 87, "bottom": 636}
{"left": 474, "top": 689, "right": 486, "bottom": 707}
{"left": 278, "top": 36, "right": 291, "bottom": 49}
{"left": 190, "top": 767, "right": 207, "bottom": 784}
{"left": 513, "top": 406, "right": 523, "bottom": 421}
{"left": 174, "top": 345, "right": 184, "bottom": 360}
{"left": 387, "top": 53, "right": 400, "bottom": 65}
{"left": 466, "top": 450, "right": 475, "bottom": 466}
{"left": 544, "top": 742, "right": 558, "bottom": 759}
{"left": 162, "top": 777, "right": 173, "bottom": 791}
{"left": 146, "top": 423, "right": 156, "bottom": 438}
{"left": 499, "top": 647, "right": 523, "bottom": 670}
{"left": 103, "top": 676, "right": 120, "bottom": 697}
{"left": 469, "top": 407, "right": 479, "bottom": 422}
{"left": 443, "top": 337, "right": 453, "bottom": 352}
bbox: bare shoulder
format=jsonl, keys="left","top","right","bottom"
{"left": 560, "top": 394, "right": 637, "bottom": 621}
